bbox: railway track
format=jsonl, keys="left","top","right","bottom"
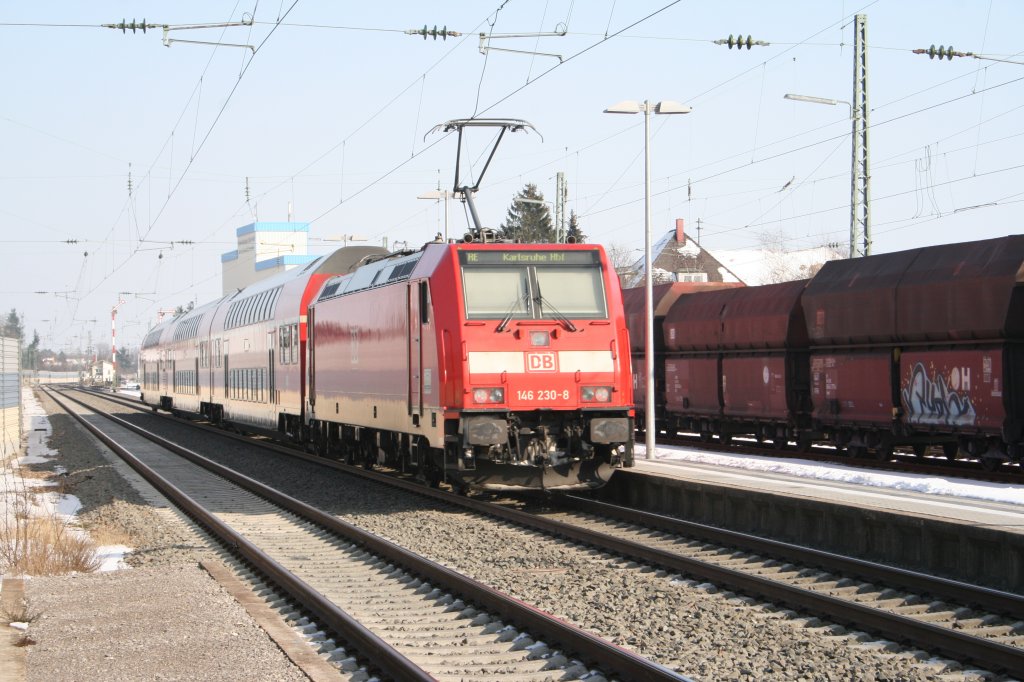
{"left": 73, "top": 388, "right": 1024, "bottom": 677}
{"left": 48, "top": 388, "right": 685, "bottom": 681}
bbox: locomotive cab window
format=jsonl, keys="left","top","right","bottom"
{"left": 460, "top": 250, "right": 607, "bottom": 320}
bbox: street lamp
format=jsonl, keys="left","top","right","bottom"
{"left": 604, "top": 99, "right": 692, "bottom": 461}
{"left": 783, "top": 92, "right": 851, "bottom": 114}
{"left": 417, "top": 189, "right": 457, "bottom": 242}
{"left": 785, "top": 92, "right": 869, "bottom": 258}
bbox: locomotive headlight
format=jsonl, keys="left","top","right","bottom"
{"left": 581, "top": 386, "right": 613, "bottom": 403}
{"left": 473, "top": 387, "right": 505, "bottom": 404}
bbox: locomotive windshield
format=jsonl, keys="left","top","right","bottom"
{"left": 460, "top": 250, "right": 607, "bottom": 320}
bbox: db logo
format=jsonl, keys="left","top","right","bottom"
{"left": 526, "top": 351, "right": 558, "bottom": 372}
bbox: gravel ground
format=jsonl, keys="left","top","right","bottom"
{"left": 17, "top": 389, "right": 310, "bottom": 682}
{"left": 26, "top": 565, "right": 308, "bottom": 682}
{"left": 72, "top": 393, "right": 1002, "bottom": 682}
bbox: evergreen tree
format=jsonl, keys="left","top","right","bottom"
{"left": 22, "top": 330, "right": 39, "bottom": 369}
{"left": 565, "top": 210, "right": 586, "bottom": 244}
{"left": 2, "top": 309, "right": 23, "bottom": 339}
{"left": 116, "top": 346, "right": 137, "bottom": 373}
{"left": 499, "top": 183, "right": 555, "bottom": 243}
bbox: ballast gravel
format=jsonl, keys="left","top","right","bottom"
{"left": 23, "top": 390, "right": 1005, "bottom": 681}
{"left": 16, "top": 390, "right": 308, "bottom": 682}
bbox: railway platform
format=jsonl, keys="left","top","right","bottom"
{"left": 597, "top": 454, "right": 1024, "bottom": 594}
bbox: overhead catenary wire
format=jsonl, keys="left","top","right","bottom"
{"left": 581, "top": 71, "right": 1024, "bottom": 223}
{"left": 64, "top": 1, "right": 296, "bottom": 337}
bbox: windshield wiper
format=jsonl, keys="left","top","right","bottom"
{"left": 495, "top": 292, "right": 528, "bottom": 332}
{"left": 533, "top": 280, "right": 577, "bottom": 332}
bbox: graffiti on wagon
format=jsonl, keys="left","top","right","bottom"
{"left": 901, "top": 362, "right": 977, "bottom": 427}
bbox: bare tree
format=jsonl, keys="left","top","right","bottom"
{"left": 758, "top": 230, "right": 843, "bottom": 284}
{"left": 758, "top": 230, "right": 798, "bottom": 284}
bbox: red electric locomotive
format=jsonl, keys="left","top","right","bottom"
{"left": 306, "top": 240, "right": 635, "bottom": 491}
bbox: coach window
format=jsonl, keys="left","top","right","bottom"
{"left": 291, "top": 323, "right": 299, "bottom": 364}
{"left": 214, "top": 338, "right": 222, "bottom": 368}
{"left": 241, "top": 298, "right": 249, "bottom": 325}
{"left": 258, "top": 292, "right": 267, "bottom": 321}
{"left": 258, "top": 291, "right": 271, "bottom": 321}
{"left": 279, "top": 325, "right": 290, "bottom": 364}
{"left": 419, "top": 281, "right": 430, "bottom": 324}
{"left": 242, "top": 296, "right": 254, "bottom": 326}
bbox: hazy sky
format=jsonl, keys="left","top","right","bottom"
{"left": 2, "top": 1, "right": 1021, "bottom": 353}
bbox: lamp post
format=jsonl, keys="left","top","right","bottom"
{"left": 417, "top": 189, "right": 456, "bottom": 242}
{"left": 604, "top": 99, "right": 692, "bottom": 460}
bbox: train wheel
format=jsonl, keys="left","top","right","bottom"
{"left": 912, "top": 443, "right": 927, "bottom": 458}
{"left": 873, "top": 444, "right": 893, "bottom": 461}
{"left": 425, "top": 466, "right": 443, "bottom": 489}
{"left": 312, "top": 431, "right": 328, "bottom": 458}
{"left": 942, "top": 442, "right": 959, "bottom": 461}
{"left": 847, "top": 445, "right": 867, "bottom": 458}
{"left": 719, "top": 434, "right": 732, "bottom": 447}
{"left": 980, "top": 457, "right": 1002, "bottom": 473}
{"left": 699, "top": 432, "right": 713, "bottom": 444}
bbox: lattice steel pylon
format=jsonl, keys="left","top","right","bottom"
{"left": 555, "top": 171, "right": 567, "bottom": 243}
{"left": 850, "top": 13, "right": 871, "bottom": 257}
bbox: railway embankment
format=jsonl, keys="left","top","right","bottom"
{"left": 597, "top": 468, "right": 1024, "bottom": 594}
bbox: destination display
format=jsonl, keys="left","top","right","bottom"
{"left": 459, "top": 250, "right": 599, "bottom": 266}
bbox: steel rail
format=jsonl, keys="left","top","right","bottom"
{"left": 71, "top": 387, "right": 1024, "bottom": 675}
{"left": 52, "top": 388, "right": 688, "bottom": 682}
{"left": 557, "top": 494, "right": 1024, "bottom": 621}
{"left": 47, "top": 389, "right": 433, "bottom": 682}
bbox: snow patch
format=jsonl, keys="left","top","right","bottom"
{"left": 634, "top": 441, "right": 1024, "bottom": 507}
{"left": 676, "top": 238, "right": 702, "bottom": 258}
{"left": 2, "top": 387, "right": 135, "bottom": 573}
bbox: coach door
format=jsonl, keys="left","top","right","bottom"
{"left": 267, "top": 330, "right": 276, "bottom": 405}
{"left": 407, "top": 281, "right": 426, "bottom": 420}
